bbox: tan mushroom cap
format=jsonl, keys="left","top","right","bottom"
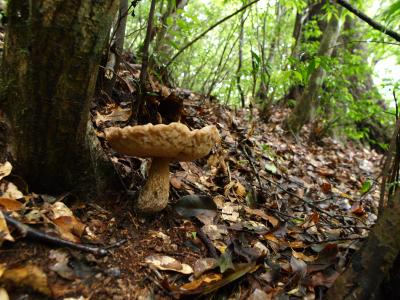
{"left": 105, "top": 122, "right": 220, "bottom": 161}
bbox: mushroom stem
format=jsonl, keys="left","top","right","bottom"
{"left": 136, "top": 158, "right": 170, "bottom": 213}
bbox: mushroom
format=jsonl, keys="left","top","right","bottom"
{"left": 105, "top": 122, "right": 220, "bottom": 213}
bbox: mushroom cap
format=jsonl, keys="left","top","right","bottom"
{"left": 105, "top": 122, "right": 220, "bottom": 161}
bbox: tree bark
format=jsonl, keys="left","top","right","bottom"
{"left": 236, "top": 12, "right": 246, "bottom": 108}
{"left": 285, "top": 7, "right": 343, "bottom": 133}
{"left": 326, "top": 189, "right": 400, "bottom": 299}
{"left": 342, "top": 17, "right": 390, "bottom": 150}
{"left": 0, "top": 0, "right": 118, "bottom": 193}
{"left": 103, "top": 0, "right": 129, "bottom": 97}
{"left": 283, "top": 1, "right": 326, "bottom": 104}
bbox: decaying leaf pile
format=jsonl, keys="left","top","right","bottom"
{"left": 0, "top": 62, "right": 382, "bottom": 299}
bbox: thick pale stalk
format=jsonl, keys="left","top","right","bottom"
{"left": 136, "top": 158, "right": 170, "bottom": 213}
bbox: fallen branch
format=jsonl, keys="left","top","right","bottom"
{"left": 4, "top": 212, "right": 109, "bottom": 256}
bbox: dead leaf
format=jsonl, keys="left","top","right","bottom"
{"left": 49, "top": 250, "right": 75, "bottom": 280}
{"left": 0, "top": 198, "right": 22, "bottom": 211}
{"left": 145, "top": 255, "right": 193, "bottom": 274}
{"left": 202, "top": 224, "right": 228, "bottom": 240}
{"left": 194, "top": 258, "right": 218, "bottom": 278}
{"left": 53, "top": 216, "right": 86, "bottom": 243}
{"left": 94, "top": 107, "right": 130, "bottom": 126}
{"left": 234, "top": 182, "right": 246, "bottom": 197}
{"left": 0, "top": 162, "right": 12, "bottom": 181}
{"left": 321, "top": 182, "right": 332, "bottom": 193}
{"left": 170, "top": 176, "right": 182, "bottom": 189}
{"left": 51, "top": 201, "right": 74, "bottom": 219}
{"left": 221, "top": 203, "right": 241, "bottom": 222}
{"left": 0, "top": 264, "right": 51, "bottom": 296}
{"left": 244, "top": 207, "right": 279, "bottom": 227}
{"left": 248, "top": 288, "right": 270, "bottom": 300}
{"left": 0, "top": 287, "right": 9, "bottom": 300}
{"left": 309, "top": 271, "right": 339, "bottom": 288}
{"left": 178, "top": 262, "right": 256, "bottom": 295}
{"left": 0, "top": 182, "right": 23, "bottom": 199}
{"left": 0, "top": 211, "right": 14, "bottom": 245}
{"left": 290, "top": 256, "right": 307, "bottom": 278}
{"left": 292, "top": 250, "right": 317, "bottom": 262}
{"left": 179, "top": 273, "right": 222, "bottom": 291}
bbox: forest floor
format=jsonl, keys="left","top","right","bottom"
{"left": 0, "top": 67, "right": 383, "bottom": 299}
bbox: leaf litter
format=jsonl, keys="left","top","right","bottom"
{"left": 0, "top": 64, "right": 383, "bottom": 299}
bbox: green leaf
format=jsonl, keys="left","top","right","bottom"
{"left": 265, "top": 162, "right": 277, "bottom": 174}
{"left": 360, "top": 180, "right": 372, "bottom": 194}
{"left": 217, "top": 251, "right": 235, "bottom": 273}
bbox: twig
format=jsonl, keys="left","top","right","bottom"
{"left": 309, "top": 236, "right": 366, "bottom": 244}
{"left": 4, "top": 213, "right": 109, "bottom": 256}
{"left": 240, "top": 144, "right": 263, "bottom": 193}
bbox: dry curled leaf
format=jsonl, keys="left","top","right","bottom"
{"left": 0, "top": 162, "right": 12, "bottom": 181}
{"left": 53, "top": 216, "right": 86, "bottom": 243}
{"left": 145, "top": 255, "right": 193, "bottom": 274}
{"left": 0, "top": 198, "right": 23, "bottom": 211}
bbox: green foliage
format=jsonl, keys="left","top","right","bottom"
{"left": 124, "top": 0, "right": 396, "bottom": 144}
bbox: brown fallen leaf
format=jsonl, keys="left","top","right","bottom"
{"left": 321, "top": 182, "right": 332, "bottom": 193}
{"left": 234, "top": 182, "right": 246, "bottom": 198}
{"left": 0, "top": 198, "right": 23, "bottom": 211}
{"left": 0, "top": 264, "right": 51, "bottom": 296}
{"left": 53, "top": 216, "right": 86, "bottom": 243}
{"left": 244, "top": 207, "right": 279, "bottom": 227}
{"left": 309, "top": 271, "right": 340, "bottom": 288}
{"left": 180, "top": 273, "right": 222, "bottom": 291}
{"left": 178, "top": 262, "right": 256, "bottom": 295}
{"left": 170, "top": 176, "right": 183, "bottom": 189}
{"left": 292, "top": 250, "right": 317, "bottom": 262}
{"left": 145, "top": 255, "right": 193, "bottom": 274}
{"left": 194, "top": 258, "right": 218, "bottom": 278}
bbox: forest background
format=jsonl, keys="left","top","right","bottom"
{"left": 123, "top": 0, "right": 399, "bottom": 147}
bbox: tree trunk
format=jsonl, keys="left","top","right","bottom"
{"left": 285, "top": 7, "right": 343, "bottom": 133}
{"left": 343, "top": 16, "right": 390, "bottom": 150}
{"left": 0, "top": 0, "right": 118, "bottom": 193}
{"left": 236, "top": 12, "right": 246, "bottom": 108}
{"left": 327, "top": 189, "right": 400, "bottom": 299}
{"left": 283, "top": 1, "right": 326, "bottom": 104}
{"left": 103, "top": 0, "right": 129, "bottom": 97}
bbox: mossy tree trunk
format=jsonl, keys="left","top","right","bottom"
{"left": 285, "top": 7, "right": 342, "bottom": 133}
{"left": 0, "top": 0, "right": 118, "bottom": 193}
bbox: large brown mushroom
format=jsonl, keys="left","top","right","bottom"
{"left": 105, "top": 122, "right": 220, "bottom": 213}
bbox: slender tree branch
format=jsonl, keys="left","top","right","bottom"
{"left": 133, "top": 0, "right": 156, "bottom": 123}
{"left": 165, "top": 0, "right": 261, "bottom": 67}
{"left": 335, "top": 0, "right": 400, "bottom": 42}
{"left": 332, "top": 39, "right": 400, "bottom": 49}
{"left": 4, "top": 212, "right": 109, "bottom": 256}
